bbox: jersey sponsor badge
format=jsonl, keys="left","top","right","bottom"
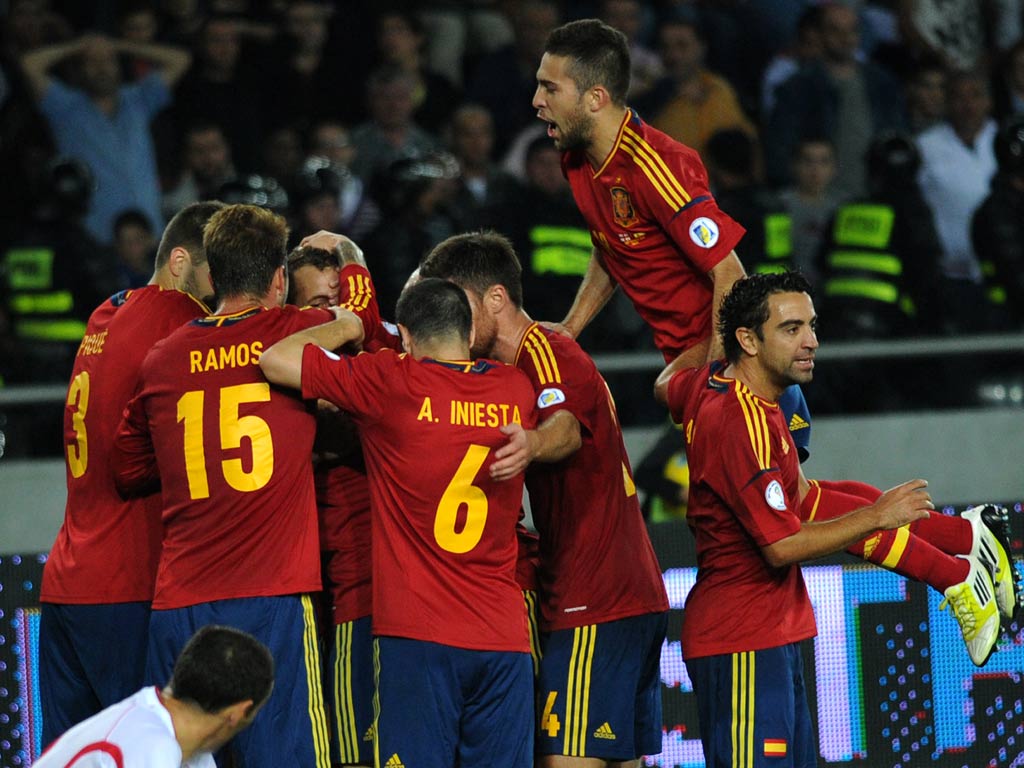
{"left": 689, "top": 217, "right": 720, "bottom": 248}
{"left": 318, "top": 346, "right": 341, "bottom": 361}
{"left": 610, "top": 186, "right": 639, "bottom": 228}
{"left": 764, "top": 479, "right": 787, "bottom": 511}
{"left": 537, "top": 387, "right": 566, "bottom": 409}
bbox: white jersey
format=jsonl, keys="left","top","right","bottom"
{"left": 34, "top": 687, "right": 215, "bottom": 768}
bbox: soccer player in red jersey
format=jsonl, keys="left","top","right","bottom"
{"left": 113, "top": 204, "right": 336, "bottom": 768}
{"left": 532, "top": 18, "right": 746, "bottom": 367}
{"left": 287, "top": 241, "right": 375, "bottom": 767}
{"left": 652, "top": 272, "right": 1002, "bottom": 767}
{"left": 419, "top": 232, "right": 669, "bottom": 767}
{"left": 39, "top": 201, "right": 222, "bottom": 747}
{"left": 260, "top": 277, "right": 539, "bottom": 768}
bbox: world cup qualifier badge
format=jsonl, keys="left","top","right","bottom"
{"left": 689, "top": 217, "right": 720, "bottom": 248}
{"left": 610, "top": 186, "right": 639, "bottom": 227}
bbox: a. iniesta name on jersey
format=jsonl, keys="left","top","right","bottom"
{"left": 415, "top": 396, "right": 523, "bottom": 427}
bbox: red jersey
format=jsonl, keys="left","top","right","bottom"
{"left": 666, "top": 363, "right": 817, "bottom": 659}
{"left": 339, "top": 263, "right": 400, "bottom": 352}
{"left": 114, "top": 305, "right": 333, "bottom": 610}
{"left": 42, "top": 286, "right": 208, "bottom": 604}
{"left": 316, "top": 461, "right": 372, "bottom": 623}
{"left": 563, "top": 110, "right": 745, "bottom": 359}
{"left": 301, "top": 346, "right": 538, "bottom": 653}
{"left": 515, "top": 324, "right": 668, "bottom": 631}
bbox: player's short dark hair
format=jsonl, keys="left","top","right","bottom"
{"left": 419, "top": 231, "right": 523, "bottom": 309}
{"left": 719, "top": 272, "right": 813, "bottom": 363}
{"left": 168, "top": 625, "right": 274, "bottom": 714}
{"left": 155, "top": 201, "right": 226, "bottom": 270}
{"left": 285, "top": 245, "right": 339, "bottom": 304}
{"left": 544, "top": 19, "right": 631, "bottom": 105}
{"left": 395, "top": 277, "right": 473, "bottom": 345}
{"left": 203, "top": 204, "right": 289, "bottom": 298}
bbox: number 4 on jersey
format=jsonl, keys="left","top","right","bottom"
{"left": 541, "top": 691, "right": 561, "bottom": 737}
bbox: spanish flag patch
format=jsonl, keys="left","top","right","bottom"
{"left": 764, "top": 738, "right": 788, "bottom": 758}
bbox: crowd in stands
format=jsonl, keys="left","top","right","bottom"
{"left": 2, "top": 0, "right": 1024, "bottom": 394}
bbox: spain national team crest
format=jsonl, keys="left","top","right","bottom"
{"left": 610, "top": 187, "right": 638, "bottom": 228}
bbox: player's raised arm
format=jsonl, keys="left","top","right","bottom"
{"left": 259, "top": 307, "right": 363, "bottom": 390}
{"left": 557, "top": 247, "right": 616, "bottom": 338}
{"left": 706, "top": 250, "right": 747, "bottom": 362}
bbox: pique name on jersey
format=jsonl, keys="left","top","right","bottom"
{"left": 415, "top": 396, "right": 523, "bottom": 428}
{"left": 189, "top": 341, "right": 263, "bottom": 373}
{"left": 78, "top": 329, "right": 108, "bottom": 356}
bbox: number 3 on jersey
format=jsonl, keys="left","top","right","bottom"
{"left": 176, "top": 383, "right": 275, "bottom": 499}
{"left": 434, "top": 444, "right": 491, "bottom": 554}
{"left": 66, "top": 371, "right": 90, "bottom": 477}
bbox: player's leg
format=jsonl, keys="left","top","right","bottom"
{"left": 536, "top": 613, "right": 667, "bottom": 768}
{"left": 326, "top": 616, "right": 374, "bottom": 767}
{"left": 686, "top": 643, "right": 816, "bottom": 768}
{"left": 39, "top": 604, "right": 100, "bottom": 747}
{"left": 459, "top": 649, "right": 534, "bottom": 768}
{"left": 203, "top": 594, "right": 331, "bottom": 768}
{"left": 373, "top": 636, "right": 460, "bottom": 768}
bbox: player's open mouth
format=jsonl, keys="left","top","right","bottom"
{"left": 545, "top": 121, "right": 558, "bottom": 138}
{"left": 794, "top": 358, "right": 814, "bottom": 370}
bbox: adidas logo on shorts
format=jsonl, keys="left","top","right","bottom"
{"left": 594, "top": 722, "right": 616, "bottom": 740}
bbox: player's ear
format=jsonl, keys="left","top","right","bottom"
{"left": 736, "top": 326, "right": 759, "bottom": 357}
{"left": 167, "top": 246, "right": 190, "bottom": 278}
{"left": 484, "top": 284, "right": 506, "bottom": 313}
{"left": 588, "top": 85, "right": 611, "bottom": 112}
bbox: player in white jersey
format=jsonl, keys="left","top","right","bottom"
{"left": 35, "top": 626, "right": 273, "bottom": 768}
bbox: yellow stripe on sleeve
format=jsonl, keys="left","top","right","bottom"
{"left": 623, "top": 127, "right": 694, "bottom": 205}
{"left": 881, "top": 525, "right": 912, "bottom": 569}
{"left": 734, "top": 388, "right": 769, "bottom": 470}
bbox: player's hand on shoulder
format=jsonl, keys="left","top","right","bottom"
{"left": 490, "top": 422, "right": 535, "bottom": 481}
{"left": 872, "top": 479, "right": 933, "bottom": 529}
{"left": 539, "top": 321, "right": 574, "bottom": 338}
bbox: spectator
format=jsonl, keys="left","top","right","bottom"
{"left": 819, "top": 131, "right": 945, "bottom": 340}
{"left": 636, "top": 18, "right": 755, "bottom": 159}
{"left": 349, "top": 66, "right": 440, "bottom": 183}
{"left": 777, "top": 137, "right": 841, "bottom": 289}
{"left": 971, "top": 117, "right": 1024, "bottom": 330}
{"left": 599, "top": 0, "right": 663, "bottom": 100}
{"left": 374, "top": 8, "right": 461, "bottom": 136}
{"left": 172, "top": 14, "right": 263, "bottom": 172}
{"left": 448, "top": 103, "right": 520, "bottom": 230}
{"left": 363, "top": 152, "right": 461, "bottom": 315}
{"left": 2, "top": 157, "right": 115, "bottom": 385}
{"left": 290, "top": 161, "right": 345, "bottom": 245}
{"left": 898, "top": 0, "right": 989, "bottom": 73}
{"left": 904, "top": 56, "right": 947, "bottom": 135}
{"left": 163, "top": 120, "right": 237, "bottom": 221}
{"left": 761, "top": 5, "right": 823, "bottom": 118}
{"left": 765, "top": 3, "right": 905, "bottom": 195}
{"left": 261, "top": 0, "right": 348, "bottom": 133}
{"left": 20, "top": 32, "right": 191, "bottom": 244}
{"left": 260, "top": 123, "right": 304, "bottom": 196}
{"left": 418, "top": 0, "right": 515, "bottom": 87}
{"left": 112, "top": 209, "right": 157, "bottom": 289}
{"left": 466, "top": 0, "right": 560, "bottom": 155}
{"left": 994, "top": 39, "right": 1024, "bottom": 121}
{"left": 916, "top": 69, "right": 998, "bottom": 332}
{"left": 116, "top": 3, "right": 160, "bottom": 80}
{"left": 306, "top": 119, "right": 380, "bottom": 242}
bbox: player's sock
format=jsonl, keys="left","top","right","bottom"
{"left": 802, "top": 480, "right": 969, "bottom": 591}
{"left": 908, "top": 511, "right": 973, "bottom": 556}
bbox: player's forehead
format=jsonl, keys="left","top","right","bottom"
{"left": 537, "top": 53, "right": 575, "bottom": 86}
{"left": 767, "top": 291, "right": 814, "bottom": 324}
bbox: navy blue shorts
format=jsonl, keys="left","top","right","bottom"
{"left": 146, "top": 594, "right": 330, "bottom": 768}
{"left": 39, "top": 601, "right": 150, "bottom": 748}
{"left": 374, "top": 636, "right": 533, "bottom": 768}
{"left": 535, "top": 611, "right": 667, "bottom": 760}
{"left": 327, "top": 616, "right": 374, "bottom": 766}
{"left": 686, "top": 643, "right": 816, "bottom": 768}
